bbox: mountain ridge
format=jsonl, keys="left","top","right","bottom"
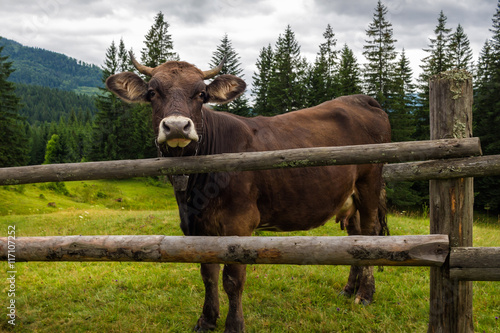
{"left": 0, "top": 37, "right": 103, "bottom": 94}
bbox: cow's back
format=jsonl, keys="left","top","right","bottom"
{"left": 248, "top": 94, "right": 390, "bottom": 151}
{"left": 222, "top": 94, "right": 391, "bottom": 232}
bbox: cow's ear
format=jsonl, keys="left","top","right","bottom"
{"left": 206, "top": 75, "right": 246, "bottom": 104}
{"left": 106, "top": 72, "right": 148, "bottom": 103}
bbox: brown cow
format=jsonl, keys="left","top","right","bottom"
{"left": 106, "top": 54, "right": 391, "bottom": 333}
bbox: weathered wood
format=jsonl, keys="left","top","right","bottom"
{"left": 428, "top": 70, "right": 474, "bottom": 333}
{"left": 450, "top": 247, "right": 500, "bottom": 268}
{"left": 450, "top": 247, "right": 500, "bottom": 280}
{"left": 449, "top": 268, "right": 500, "bottom": 281}
{"left": 383, "top": 155, "right": 500, "bottom": 182}
{"left": 0, "top": 235, "right": 449, "bottom": 266}
{"left": 0, "top": 138, "right": 481, "bottom": 185}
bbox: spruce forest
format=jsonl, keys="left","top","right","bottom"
{"left": 1, "top": 1, "right": 500, "bottom": 212}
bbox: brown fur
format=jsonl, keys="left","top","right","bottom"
{"left": 106, "top": 60, "right": 391, "bottom": 333}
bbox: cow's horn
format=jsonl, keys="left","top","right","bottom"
{"left": 129, "top": 51, "right": 154, "bottom": 76}
{"left": 202, "top": 56, "right": 226, "bottom": 79}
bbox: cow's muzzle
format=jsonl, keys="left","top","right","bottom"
{"left": 157, "top": 116, "right": 199, "bottom": 148}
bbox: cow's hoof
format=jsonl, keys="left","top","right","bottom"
{"left": 354, "top": 296, "right": 371, "bottom": 306}
{"left": 339, "top": 288, "right": 354, "bottom": 298}
{"left": 223, "top": 325, "right": 245, "bottom": 333}
{"left": 194, "top": 316, "right": 217, "bottom": 331}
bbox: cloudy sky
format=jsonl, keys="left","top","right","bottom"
{"left": 0, "top": 0, "right": 498, "bottom": 87}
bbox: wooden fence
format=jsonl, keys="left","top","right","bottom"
{"left": 1, "top": 69, "right": 499, "bottom": 333}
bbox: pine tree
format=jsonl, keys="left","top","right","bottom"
{"left": 252, "top": 44, "right": 274, "bottom": 116}
{"left": 208, "top": 34, "right": 251, "bottom": 116}
{"left": 118, "top": 38, "right": 131, "bottom": 72}
{"left": 90, "top": 40, "right": 120, "bottom": 161}
{"left": 474, "top": 0, "right": 500, "bottom": 212}
{"left": 449, "top": 24, "right": 474, "bottom": 71}
{"left": 391, "top": 49, "right": 416, "bottom": 142}
{"left": 28, "top": 123, "right": 49, "bottom": 165}
{"left": 421, "top": 11, "right": 453, "bottom": 75}
{"left": 141, "top": 11, "right": 179, "bottom": 67}
{"left": 267, "top": 25, "right": 308, "bottom": 115}
{"left": 385, "top": 49, "right": 423, "bottom": 209}
{"left": 363, "top": 0, "right": 398, "bottom": 110}
{"left": 475, "top": 40, "right": 493, "bottom": 86}
{"left": 416, "top": 11, "right": 452, "bottom": 141}
{"left": 307, "top": 24, "right": 338, "bottom": 106}
{"left": 336, "top": 44, "right": 363, "bottom": 96}
{"left": 0, "top": 38, "right": 30, "bottom": 167}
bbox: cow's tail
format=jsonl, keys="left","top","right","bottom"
{"left": 378, "top": 185, "right": 390, "bottom": 236}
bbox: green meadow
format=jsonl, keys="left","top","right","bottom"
{"left": 1, "top": 179, "right": 499, "bottom": 332}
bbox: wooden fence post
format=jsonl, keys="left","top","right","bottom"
{"left": 428, "top": 70, "right": 474, "bottom": 333}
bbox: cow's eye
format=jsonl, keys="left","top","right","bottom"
{"left": 199, "top": 91, "right": 206, "bottom": 100}
{"left": 147, "top": 90, "right": 156, "bottom": 100}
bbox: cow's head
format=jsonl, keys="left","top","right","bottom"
{"left": 106, "top": 52, "right": 246, "bottom": 156}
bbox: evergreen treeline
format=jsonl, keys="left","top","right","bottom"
{"left": 2, "top": 2, "right": 500, "bottom": 212}
{"left": 15, "top": 84, "right": 97, "bottom": 124}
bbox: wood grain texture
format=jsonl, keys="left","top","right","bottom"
{"left": 0, "top": 138, "right": 481, "bottom": 185}
{"left": 383, "top": 155, "right": 500, "bottom": 182}
{"left": 0, "top": 235, "right": 449, "bottom": 266}
{"left": 428, "top": 70, "right": 474, "bottom": 333}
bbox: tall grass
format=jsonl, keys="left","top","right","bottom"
{"left": 1, "top": 179, "right": 499, "bottom": 332}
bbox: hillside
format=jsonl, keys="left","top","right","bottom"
{"left": 15, "top": 83, "right": 98, "bottom": 124}
{"left": 0, "top": 37, "right": 102, "bottom": 93}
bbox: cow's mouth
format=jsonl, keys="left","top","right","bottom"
{"left": 166, "top": 138, "right": 192, "bottom": 148}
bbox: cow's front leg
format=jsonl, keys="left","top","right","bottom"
{"left": 195, "top": 263, "right": 220, "bottom": 331}
{"left": 223, "top": 264, "right": 246, "bottom": 333}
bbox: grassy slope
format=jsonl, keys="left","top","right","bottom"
{"left": 1, "top": 180, "right": 499, "bottom": 332}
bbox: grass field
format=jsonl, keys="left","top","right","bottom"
{"left": 1, "top": 179, "right": 499, "bottom": 332}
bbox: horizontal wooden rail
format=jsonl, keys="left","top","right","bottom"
{"left": 0, "top": 138, "right": 480, "bottom": 185}
{"left": 449, "top": 247, "right": 500, "bottom": 281}
{"left": 0, "top": 235, "right": 449, "bottom": 267}
{"left": 383, "top": 154, "right": 500, "bottom": 182}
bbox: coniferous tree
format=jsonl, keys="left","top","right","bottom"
{"left": 90, "top": 40, "right": 120, "bottom": 161}
{"left": 421, "top": 11, "right": 453, "bottom": 75}
{"left": 474, "top": 0, "right": 500, "bottom": 212}
{"left": 141, "top": 11, "right": 179, "bottom": 67}
{"left": 449, "top": 24, "right": 474, "bottom": 71}
{"left": 475, "top": 40, "right": 493, "bottom": 86}
{"left": 363, "top": 0, "right": 398, "bottom": 110}
{"left": 386, "top": 49, "right": 423, "bottom": 208}
{"left": 0, "top": 38, "right": 30, "bottom": 167}
{"left": 208, "top": 34, "right": 251, "bottom": 116}
{"left": 307, "top": 24, "right": 338, "bottom": 106}
{"left": 118, "top": 38, "right": 131, "bottom": 72}
{"left": 416, "top": 11, "right": 452, "bottom": 141}
{"left": 29, "top": 123, "right": 49, "bottom": 165}
{"left": 252, "top": 44, "right": 274, "bottom": 116}
{"left": 391, "top": 49, "right": 416, "bottom": 142}
{"left": 267, "top": 25, "right": 308, "bottom": 115}
{"left": 336, "top": 44, "right": 363, "bottom": 96}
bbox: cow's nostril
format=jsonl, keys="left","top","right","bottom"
{"left": 162, "top": 122, "right": 170, "bottom": 133}
{"left": 183, "top": 122, "right": 191, "bottom": 132}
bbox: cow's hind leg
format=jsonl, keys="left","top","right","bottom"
{"left": 341, "top": 211, "right": 364, "bottom": 299}
{"left": 195, "top": 263, "right": 220, "bottom": 331}
{"left": 223, "top": 264, "right": 246, "bottom": 333}
{"left": 342, "top": 220, "right": 377, "bottom": 304}
{"left": 342, "top": 174, "right": 385, "bottom": 305}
